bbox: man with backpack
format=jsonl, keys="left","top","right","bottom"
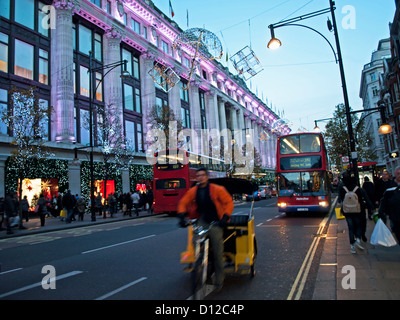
{"left": 338, "top": 172, "right": 373, "bottom": 254}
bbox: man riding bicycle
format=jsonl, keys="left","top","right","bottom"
{"left": 177, "top": 167, "right": 234, "bottom": 290}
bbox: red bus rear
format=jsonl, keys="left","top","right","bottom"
{"left": 153, "top": 149, "right": 226, "bottom": 215}
{"left": 276, "top": 133, "right": 331, "bottom": 214}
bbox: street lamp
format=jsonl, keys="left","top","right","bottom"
{"left": 87, "top": 51, "right": 130, "bottom": 221}
{"left": 267, "top": 0, "right": 359, "bottom": 184}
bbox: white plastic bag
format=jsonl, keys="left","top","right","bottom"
{"left": 370, "top": 219, "right": 397, "bottom": 247}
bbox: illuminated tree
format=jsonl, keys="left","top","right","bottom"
{"left": 1, "top": 86, "right": 53, "bottom": 226}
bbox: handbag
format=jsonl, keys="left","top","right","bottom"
{"left": 34, "top": 204, "right": 39, "bottom": 213}
{"left": 60, "top": 209, "right": 67, "bottom": 218}
{"left": 335, "top": 207, "right": 345, "bottom": 220}
{"left": 370, "top": 219, "right": 397, "bottom": 247}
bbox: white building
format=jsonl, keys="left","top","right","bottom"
{"left": 359, "top": 38, "right": 392, "bottom": 168}
{"left": 0, "top": 0, "right": 290, "bottom": 198}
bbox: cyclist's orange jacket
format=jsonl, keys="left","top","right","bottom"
{"left": 177, "top": 183, "right": 234, "bottom": 220}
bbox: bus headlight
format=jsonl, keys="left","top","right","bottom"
{"left": 278, "top": 202, "right": 287, "bottom": 208}
{"left": 319, "top": 201, "right": 328, "bottom": 207}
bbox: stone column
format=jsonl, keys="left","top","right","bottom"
{"left": 140, "top": 51, "right": 156, "bottom": 142}
{"left": 68, "top": 159, "right": 81, "bottom": 196}
{"left": 103, "top": 27, "right": 124, "bottom": 123}
{"left": 52, "top": 0, "right": 75, "bottom": 143}
{"left": 218, "top": 98, "right": 227, "bottom": 131}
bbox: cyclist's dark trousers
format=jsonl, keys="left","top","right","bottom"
{"left": 198, "top": 219, "right": 224, "bottom": 286}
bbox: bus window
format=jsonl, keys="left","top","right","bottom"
{"left": 301, "top": 171, "right": 325, "bottom": 196}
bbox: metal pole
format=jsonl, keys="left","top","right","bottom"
{"left": 329, "top": 0, "right": 359, "bottom": 184}
{"left": 89, "top": 51, "right": 96, "bottom": 221}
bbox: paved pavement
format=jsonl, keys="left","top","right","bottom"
{"left": 313, "top": 213, "right": 400, "bottom": 300}
{"left": 2, "top": 204, "right": 400, "bottom": 300}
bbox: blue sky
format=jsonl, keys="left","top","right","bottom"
{"left": 154, "top": 0, "right": 396, "bottom": 132}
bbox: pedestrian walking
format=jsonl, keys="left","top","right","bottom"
{"left": 379, "top": 166, "right": 400, "bottom": 244}
{"left": 95, "top": 194, "right": 103, "bottom": 217}
{"left": 131, "top": 191, "right": 140, "bottom": 216}
{"left": 146, "top": 188, "right": 154, "bottom": 213}
{"left": 20, "top": 195, "right": 30, "bottom": 222}
{"left": 4, "top": 192, "right": 16, "bottom": 234}
{"left": 37, "top": 193, "right": 50, "bottom": 226}
{"left": 178, "top": 167, "right": 234, "bottom": 290}
{"left": 338, "top": 172, "right": 373, "bottom": 254}
{"left": 62, "top": 190, "right": 76, "bottom": 223}
{"left": 75, "top": 196, "right": 86, "bottom": 221}
{"left": 375, "top": 171, "right": 396, "bottom": 223}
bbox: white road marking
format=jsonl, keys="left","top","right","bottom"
{"left": 0, "top": 268, "right": 23, "bottom": 275}
{"left": 95, "top": 277, "right": 147, "bottom": 300}
{"left": 0, "top": 271, "right": 83, "bottom": 299}
{"left": 81, "top": 234, "right": 156, "bottom": 254}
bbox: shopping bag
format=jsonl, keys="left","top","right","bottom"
{"left": 370, "top": 219, "right": 397, "bottom": 247}
{"left": 60, "top": 209, "right": 67, "bottom": 218}
{"left": 335, "top": 207, "right": 345, "bottom": 220}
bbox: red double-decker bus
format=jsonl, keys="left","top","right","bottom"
{"left": 153, "top": 149, "right": 226, "bottom": 215}
{"left": 276, "top": 133, "right": 332, "bottom": 215}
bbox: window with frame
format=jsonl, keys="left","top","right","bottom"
{"left": 39, "top": 99, "right": 49, "bottom": 140}
{"left": 79, "top": 65, "right": 89, "bottom": 97}
{"left": 199, "top": 91, "right": 206, "bottom": 129}
{"left": 15, "top": 0, "right": 34, "bottom": 29}
{"left": 0, "top": 0, "right": 10, "bottom": 19}
{"left": 161, "top": 40, "right": 169, "bottom": 54}
{"left": 95, "top": 72, "right": 103, "bottom": 101}
{"left": 123, "top": 83, "right": 141, "bottom": 113}
{"left": 180, "top": 81, "right": 189, "bottom": 102}
{"left": 89, "top": 0, "right": 101, "bottom": 7}
{"left": 106, "top": 1, "right": 111, "bottom": 14}
{"left": 78, "top": 25, "right": 92, "bottom": 56}
{"left": 121, "top": 48, "right": 140, "bottom": 79}
{"left": 80, "top": 109, "right": 90, "bottom": 145}
{"left": 77, "top": 25, "right": 102, "bottom": 61}
{"left": 125, "top": 119, "right": 143, "bottom": 152}
{"left": 0, "top": 88, "right": 8, "bottom": 134}
{"left": 181, "top": 107, "right": 190, "bottom": 128}
{"left": 131, "top": 18, "right": 140, "bottom": 34}
{"left": 14, "top": 39, "right": 34, "bottom": 80}
{"left": 38, "top": 49, "right": 49, "bottom": 85}
{"left": 0, "top": 32, "right": 8, "bottom": 73}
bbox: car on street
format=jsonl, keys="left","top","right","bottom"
{"left": 246, "top": 190, "right": 261, "bottom": 201}
{"left": 258, "top": 186, "right": 272, "bottom": 199}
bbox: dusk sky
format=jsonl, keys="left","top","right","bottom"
{"left": 154, "top": 0, "right": 396, "bottom": 132}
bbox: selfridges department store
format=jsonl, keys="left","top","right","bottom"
{"left": 0, "top": 0, "right": 290, "bottom": 200}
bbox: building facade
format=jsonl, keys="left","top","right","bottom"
{"left": 359, "top": 38, "right": 391, "bottom": 168}
{"left": 381, "top": 0, "right": 400, "bottom": 173}
{"left": 0, "top": 0, "right": 290, "bottom": 199}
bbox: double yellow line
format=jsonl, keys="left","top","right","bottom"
{"left": 287, "top": 197, "right": 337, "bottom": 300}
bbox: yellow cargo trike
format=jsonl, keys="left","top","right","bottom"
{"left": 180, "top": 178, "right": 258, "bottom": 299}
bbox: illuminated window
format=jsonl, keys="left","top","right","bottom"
{"left": 14, "top": 39, "right": 33, "bottom": 80}
{"left": 39, "top": 49, "right": 48, "bottom": 85}
{"left": 79, "top": 65, "right": 89, "bottom": 97}
{"left": 0, "top": 32, "right": 8, "bottom": 73}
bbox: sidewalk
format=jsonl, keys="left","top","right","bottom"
{"left": 313, "top": 214, "right": 400, "bottom": 300}
{"left": 0, "top": 209, "right": 160, "bottom": 240}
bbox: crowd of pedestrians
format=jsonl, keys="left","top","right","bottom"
{"left": 338, "top": 167, "right": 400, "bottom": 253}
{"left": 0, "top": 188, "right": 154, "bottom": 235}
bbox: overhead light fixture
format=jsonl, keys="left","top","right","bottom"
{"left": 120, "top": 59, "right": 131, "bottom": 79}
{"left": 378, "top": 123, "right": 393, "bottom": 135}
{"left": 267, "top": 26, "right": 282, "bottom": 50}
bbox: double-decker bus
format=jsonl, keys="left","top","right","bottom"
{"left": 153, "top": 149, "right": 226, "bottom": 215}
{"left": 276, "top": 132, "right": 331, "bottom": 214}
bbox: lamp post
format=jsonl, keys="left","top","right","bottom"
{"left": 267, "top": 0, "right": 359, "bottom": 184}
{"left": 88, "top": 51, "right": 129, "bottom": 221}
